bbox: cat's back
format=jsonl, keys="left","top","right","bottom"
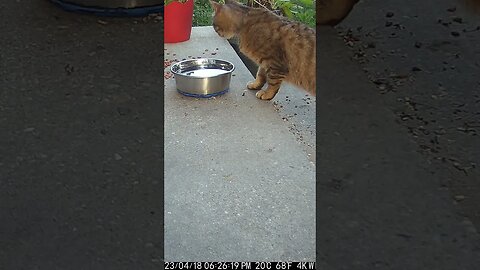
{"left": 243, "top": 10, "right": 307, "bottom": 34}
{"left": 241, "top": 8, "right": 316, "bottom": 93}
{"left": 242, "top": 8, "right": 315, "bottom": 55}
{"left": 272, "top": 17, "right": 316, "bottom": 91}
{"left": 282, "top": 21, "right": 316, "bottom": 93}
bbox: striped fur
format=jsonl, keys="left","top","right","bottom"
{"left": 210, "top": 0, "right": 316, "bottom": 100}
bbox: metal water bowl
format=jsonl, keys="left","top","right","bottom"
{"left": 60, "top": 0, "right": 163, "bottom": 8}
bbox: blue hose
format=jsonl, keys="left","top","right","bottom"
{"left": 49, "top": 0, "right": 164, "bottom": 17}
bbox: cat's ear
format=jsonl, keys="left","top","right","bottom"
{"left": 209, "top": 0, "right": 222, "bottom": 13}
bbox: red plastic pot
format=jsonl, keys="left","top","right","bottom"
{"left": 164, "top": 0, "right": 194, "bottom": 43}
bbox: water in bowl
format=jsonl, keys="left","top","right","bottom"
{"left": 182, "top": 68, "right": 228, "bottom": 77}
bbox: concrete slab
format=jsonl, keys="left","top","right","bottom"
{"left": 164, "top": 27, "right": 315, "bottom": 261}
{"left": 338, "top": 0, "right": 480, "bottom": 233}
{"left": 317, "top": 25, "right": 480, "bottom": 269}
{"left": 0, "top": 1, "right": 164, "bottom": 269}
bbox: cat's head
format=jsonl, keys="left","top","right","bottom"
{"left": 209, "top": 0, "right": 248, "bottom": 39}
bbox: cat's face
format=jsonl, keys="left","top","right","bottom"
{"left": 209, "top": 0, "right": 240, "bottom": 39}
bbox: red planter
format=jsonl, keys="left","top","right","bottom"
{"left": 164, "top": 0, "right": 194, "bottom": 43}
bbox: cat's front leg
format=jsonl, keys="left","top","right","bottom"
{"left": 247, "top": 67, "right": 267, "bottom": 90}
{"left": 255, "top": 69, "right": 285, "bottom": 100}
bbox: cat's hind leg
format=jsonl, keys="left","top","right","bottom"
{"left": 247, "top": 67, "right": 267, "bottom": 90}
{"left": 256, "top": 68, "right": 285, "bottom": 100}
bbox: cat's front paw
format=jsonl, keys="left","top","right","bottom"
{"left": 255, "top": 89, "right": 276, "bottom": 100}
{"left": 247, "top": 80, "right": 264, "bottom": 90}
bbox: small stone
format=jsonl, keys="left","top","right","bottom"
{"left": 451, "top": 31, "right": 460, "bottom": 37}
{"left": 452, "top": 17, "right": 463, "bottom": 23}
{"left": 64, "top": 64, "right": 74, "bottom": 75}
{"left": 117, "top": 107, "right": 131, "bottom": 116}
{"left": 454, "top": 195, "right": 466, "bottom": 201}
{"left": 386, "top": 12, "right": 394, "bottom": 18}
{"left": 114, "top": 153, "right": 122, "bottom": 160}
{"left": 385, "top": 21, "right": 393, "bottom": 27}
{"left": 412, "top": 66, "right": 422, "bottom": 72}
{"left": 414, "top": 42, "right": 423, "bottom": 48}
{"left": 447, "top": 7, "right": 456, "bottom": 12}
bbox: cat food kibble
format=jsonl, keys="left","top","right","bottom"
{"left": 164, "top": 72, "right": 173, "bottom": 80}
{"left": 164, "top": 59, "right": 175, "bottom": 68}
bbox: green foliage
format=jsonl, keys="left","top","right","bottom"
{"left": 193, "top": 0, "right": 214, "bottom": 26}
{"left": 192, "top": 0, "right": 315, "bottom": 27}
{"left": 242, "top": 0, "right": 316, "bottom": 27}
{"left": 165, "top": 0, "right": 189, "bottom": 6}
{"left": 271, "top": 0, "right": 315, "bottom": 27}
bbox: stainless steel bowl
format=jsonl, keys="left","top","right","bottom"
{"left": 59, "top": 0, "right": 163, "bottom": 8}
{"left": 170, "top": 58, "right": 235, "bottom": 98}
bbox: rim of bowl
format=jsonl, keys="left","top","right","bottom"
{"left": 170, "top": 58, "right": 235, "bottom": 79}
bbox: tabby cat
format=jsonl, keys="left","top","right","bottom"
{"left": 210, "top": 0, "right": 316, "bottom": 100}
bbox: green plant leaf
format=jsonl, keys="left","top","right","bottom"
{"left": 165, "top": 0, "right": 189, "bottom": 5}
